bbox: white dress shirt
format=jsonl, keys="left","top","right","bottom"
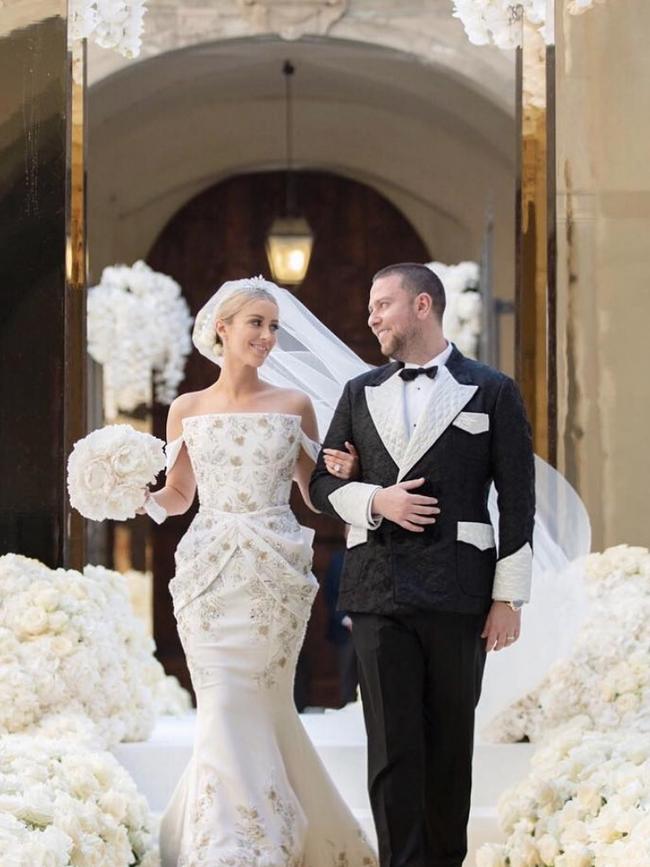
{"left": 328, "top": 342, "right": 454, "bottom": 532}
{"left": 402, "top": 341, "right": 454, "bottom": 436}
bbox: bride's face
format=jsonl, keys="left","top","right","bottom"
{"left": 218, "top": 299, "right": 279, "bottom": 368}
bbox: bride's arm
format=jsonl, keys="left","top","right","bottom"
{"left": 148, "top": 396, "right": 197, "bottom": 517}
{"left": 293, "top": 396, "right": 322, "bottom": 514}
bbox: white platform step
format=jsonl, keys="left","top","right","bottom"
{"left": 115, "top": 704, "right": 533, "bottom": 866}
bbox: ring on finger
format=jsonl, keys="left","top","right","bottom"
{"left": 334, "top": 463, "right": 342, "bottom": 473}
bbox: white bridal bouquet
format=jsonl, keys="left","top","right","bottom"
{"left": 0, "top": 734, "right": 159, "bottom": 866}
{"left": 67, "top": 424, "right": 166, "bottom": 523}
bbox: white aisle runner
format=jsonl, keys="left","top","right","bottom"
{"left": 114, "top": 702, "right": 533, "bottom": 864}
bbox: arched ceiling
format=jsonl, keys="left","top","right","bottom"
{"left": 88, "top": 0, "right": 515, "bottom": 113}
{"left": 87, "top": 19, "right": 516, "bottom": 312}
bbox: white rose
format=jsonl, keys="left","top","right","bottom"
{"left": 19, "top": 606, "right": 49, "bottom": 636}
{"left": 35, "top": 587, "right": 60, "bottom": 612}
{"left": 616, "top": 692, "right": 641, "bottom": 715}
{"left": 476, "top": 844, "right": 507, "bottom": 867}
{"left": 98, "top": 790, "right": 127, "bottom": 823}
{"left": 455, "top": 291, "right": 481, "bottom": 320}
{"left": 110, "top": 444, "right": 147, "bottom": 478}
{"left": 556, "top": 843, "right": 593, "bottom": 867}
{"left": 576, "top": 782, "right": 603, "bottom": 814}
{"left": 19, "top": 783, "right": 56, "bottom": 822}
{"left": 82, "top": 458, "right": 115, "bottom": 494}
{"left": 561, "top": 819, "right": 589, "bottom": 845}
{"left": 538, "top": 833, "right": 559, "bottom": 865}
{"left": 49, "top": 634, "right": 74, "bottom": 657}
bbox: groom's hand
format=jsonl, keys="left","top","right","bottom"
{"left": 481, "top": 602, "right": 521, "bottom": 652}
{"left": 371, "top": 478, "right": 440, "bottom": 532}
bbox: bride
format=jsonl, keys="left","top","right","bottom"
{"left": 145, "top": 277, "right": 377, "bottom": 866}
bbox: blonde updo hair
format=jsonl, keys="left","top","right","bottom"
{"left": 213, "top": 285, "right": 278, "bottom": 355}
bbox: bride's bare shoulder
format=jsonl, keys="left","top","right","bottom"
{"left": 168, "top": 389, "right": 210, "bottom": 421}
{"left": 263, "top": 385, "right": 312, "bottom": 415}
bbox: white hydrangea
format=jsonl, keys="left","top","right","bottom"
{"left": 425, "top": 260, "right": 482, "bottom": 359}
{"left": 0, "top": 734, "right": 159, "bottom": 866}
{"left": 67, "top": 424, "right": 165, "bottom": 522}
{"left": 87, "top": 260, "right": 193, "bottom": 418}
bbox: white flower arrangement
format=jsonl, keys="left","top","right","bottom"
{"left": 478, "top": 546, "right": 650, "bottom": 866}
{"left": 69, "top": 0, "right": 148, "bottom": 59}
{"left": 67, "top": 424, "right": 165, "bottom": 522}
{"left": 0, "top": 554, "right": 188, "bottom": 749}
{"left": 451, "top": 0, "right": 605, "bottom": 49}
{"left": 567, "top": 0, "right": 606, "bottom": 13}
{"left": 87, "top": 260, "right": 193, "bottom": 419}
{"left": 425, "top": 260, "right": 482, "bottom": 359}
{"left": 477, "top": 716, "right": 650, "bottom": 866}
{"left": 0, "top": 733, "right": 159, "bottom": 866}
{"left": 485, "top": 545, "right": 650, "bottom": 744}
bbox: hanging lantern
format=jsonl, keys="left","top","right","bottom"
{"left": 265, "top": 60, "right": 314, "bottom": 287}
{"left": 266, "top": 216, "right": 314, "bottom": 285}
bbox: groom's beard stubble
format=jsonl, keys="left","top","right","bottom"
{"left": 377, "top": 325, "right": 417, "bottom": 362}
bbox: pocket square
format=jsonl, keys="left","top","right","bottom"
{"left": 452, "top": 411, "right": 489, "bottom": 435}
{"left": 457, "top": 521, "right": 495, "bottom": 550}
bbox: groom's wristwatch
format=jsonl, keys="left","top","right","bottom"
{"left": 506, "top": 600, "right": 524, "bottom": 611}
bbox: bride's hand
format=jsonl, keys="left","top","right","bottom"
{"left": 323, "top": 442, "right": 359, "bottom": 481}
{"left": 135, "top": 490, "right": 149, "bottom": 516}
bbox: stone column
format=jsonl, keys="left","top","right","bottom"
{"left": 0, "top": 3, "right": 86, "bottom": 568}
{"left": 555, "top": 0, "right": 650, "bottom": 549}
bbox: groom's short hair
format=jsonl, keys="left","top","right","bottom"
{"left": 373, "top": 263, "right": 446, "bottom": 322}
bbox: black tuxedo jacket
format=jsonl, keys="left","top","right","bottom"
{"left": 309, "top": 347, "right": 535, "bottom": 615}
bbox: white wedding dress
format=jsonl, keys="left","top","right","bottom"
{"left": 159, "top": 412, "right": 377, "bottom": 867}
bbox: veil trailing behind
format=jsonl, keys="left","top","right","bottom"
{"left": 194, "top": 277, "right": 592, "bottom": 727}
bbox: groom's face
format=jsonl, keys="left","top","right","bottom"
{"left": 368, "top": 275, "right": 418, "bottom": 360}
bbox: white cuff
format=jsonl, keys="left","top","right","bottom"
{"left": 492, "top": 542, "right": 532, "bottom": 603}
{"left": 143, "top": 491, "right": 167, "bottom": 525}
{"left": 328, "top": 482, "right": 383, "bottom": 530}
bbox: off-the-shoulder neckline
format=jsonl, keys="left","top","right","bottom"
{"left": 182, "top": 412, "right": 302, "bottom": 424}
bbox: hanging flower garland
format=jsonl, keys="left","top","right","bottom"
{"left": 425, "top": 261, "right": 483, "bottom": 359}
{"left": 69, "top": 0, "right": 148, "bottom": 58}
{"left": 451, "top": 0, "right": 605, "bottom": 49}
{"left": 87, "top": 260, "right": 193, "bottom": 420}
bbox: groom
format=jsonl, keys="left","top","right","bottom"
{"left": 310, "top": 263, "right": 535, "bottom": 867}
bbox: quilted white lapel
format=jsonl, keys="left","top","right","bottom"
{"left": 396, "top": 365, "right": 478, "bottom": 481}
{"left": 364, "top": 370, "right": 409, "bottom": 469}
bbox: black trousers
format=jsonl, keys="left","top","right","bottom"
{"left": 351, "top": 610, "right": 487, "bottom": 867}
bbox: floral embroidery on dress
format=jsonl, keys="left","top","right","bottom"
{"left": 162, "top": 414, "right": 377, "bottom": 867}
{"left": 178, "top": 769, "right": 220, "bottom": 867}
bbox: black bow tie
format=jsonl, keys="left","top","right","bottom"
{"left": 399, "top": 365, "right": 438, "bottom": 382}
